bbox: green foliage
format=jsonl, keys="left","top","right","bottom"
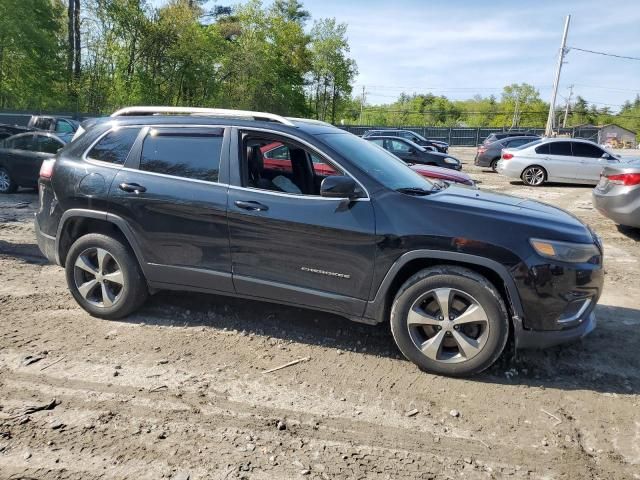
{"left": 0, "top": 0, "right": 357, "bottom": 119}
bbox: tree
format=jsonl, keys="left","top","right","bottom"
{"left": 308, "top": 18, "right": 357, "bottom": 122}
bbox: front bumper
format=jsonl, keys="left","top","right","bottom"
{"left": 514, "top": 311, "right": 596, "bottom": 349}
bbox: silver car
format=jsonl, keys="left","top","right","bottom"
{"left": 592, "top": 162, "right": 640, "bottom": 228}
{"left": 496, "top": 138, "right": 621, "bottom": 186}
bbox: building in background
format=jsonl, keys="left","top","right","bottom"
{"left": 598, "top": 124, "right": 637, "bottom": 149}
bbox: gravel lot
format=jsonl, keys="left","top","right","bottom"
{"left": 0, "top": 147, "right": 639, "bottom": 479}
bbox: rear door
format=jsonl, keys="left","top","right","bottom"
{"left": 108, "top": 125, "right": 233, "bottom": 293}
{"left": 571, "top": 141, "right": 618, "bottom": 183}
{"left": 545, "top": 141, "right": 580, "bottom": 181}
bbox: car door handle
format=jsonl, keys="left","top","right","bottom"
{"left": 234, "top": 200, "right": 269, "bottom": 212}
{"left": 119, "top": 182, "right": 147, "bottom": 194}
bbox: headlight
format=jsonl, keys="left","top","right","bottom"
{"left": 530, "top": 238, "right": 600, "bottom": 263}
{"left": 443, "top": 157, "right": 459, "bottom": 164}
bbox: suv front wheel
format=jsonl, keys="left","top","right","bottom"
{"left": 65, "top": 233, "right": 148, "bottom": 319}
{"left": 390, "top": 266, "right": 509, "bottom": 377}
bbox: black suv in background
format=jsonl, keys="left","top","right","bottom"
{"left": 365, "top": 136, "right": 462, "bottom": 170}
{"left": 362, "top": 129, "right": 449, "bottom": 153}
{"left": 35, "top": 107, "right": 603, "bottom": 377}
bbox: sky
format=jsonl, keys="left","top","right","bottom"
{"left": 152, "top": 0, "right": 640, "bottom": 111}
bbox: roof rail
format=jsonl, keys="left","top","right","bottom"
{"left": 110, "top": 106, "right": 296, "bottom": 127}
{"left": 285, "top": 117, "right": 334, "bottom": 127}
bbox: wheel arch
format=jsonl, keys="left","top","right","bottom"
{"left": 56, "top": 209, "right": 146, "bottom": 270}
{"left": 365, "top": 250, "right": 524, "bottom": 326}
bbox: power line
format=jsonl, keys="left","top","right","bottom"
{"left": 569, "top": 46, "right": 640, "bottom": 61}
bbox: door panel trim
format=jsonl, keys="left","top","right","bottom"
{"left": 233, "top": 274, "right": 366, "bottom": 317}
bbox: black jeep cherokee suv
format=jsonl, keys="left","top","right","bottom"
{"left": 35, "top": 107, "right": 604, "bottom": 377}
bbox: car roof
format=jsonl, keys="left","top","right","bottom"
{"left": 88, "top": 115, "right": 342, "bottom": 137}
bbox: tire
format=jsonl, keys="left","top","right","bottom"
{"left": 65, "top": 233, "right": 148, "bottom": 319}
{"left": 0, "top": 167, "right": 17, "bottom": 194}
{"left": 490, "top": 158, "right": 499, "bottom": 172}
{"left": 390, "top": 266, "right": 509, "bottom": 377}
{"left": 521, "top": 165, "right": 546, "bottom": 186}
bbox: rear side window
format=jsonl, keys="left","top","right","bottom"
{"left": 572, "top": 142, "right": 603, "bottom": 158}
{"left": 139, "top": 128, "right": 223, "bottom": 182}
{"left": 6, "top": 134, "right": 34, "bottom": 151}
{"left": 549, "top": 142, "right": 573, "bottom": 156}
{"left": 535, "top": 143, "right": 550, "bottom": 155}
{"left": 88, "top": 128, "right": 140, "bottom": 165}
{"left": 34, "top": 118, "right": 53, "bottom": 130}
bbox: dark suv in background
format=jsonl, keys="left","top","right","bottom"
{"left": 35, "top": 107, "right": 603, "bottom": 377}
{"left": 363, "top": 129, "right": 449, "bottom": 153}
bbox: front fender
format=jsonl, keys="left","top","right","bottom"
{"left": 364, "top": 249, "right": 524, "bottom": 324}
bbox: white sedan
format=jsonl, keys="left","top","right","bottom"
{"left": 496, "top": 138, "right": 622, "bottom": 186}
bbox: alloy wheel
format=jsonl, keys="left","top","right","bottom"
{"left": 406, "top": 288, "right": 489, "bottom": 364}
{"left": 0, "top": 169, "right": 11, "bottom": 192}
{"left": 73, "top": 247, "right": 124, "bottom": 308}
{"left": 522, "top": 167, "right": 545, "bottom": 186}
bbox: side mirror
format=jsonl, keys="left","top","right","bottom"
{"left": 320, "top": 175, "right": 361, "bottom": 199}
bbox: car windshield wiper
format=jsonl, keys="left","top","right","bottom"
{"left": 395, "top": 186, "right": 438, "bottom": 196}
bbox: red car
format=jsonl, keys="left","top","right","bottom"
{"left": 261, "top": 143, "right": 475, "bottom": 187}
{"left": 409, "top": 164, "right": 475, "bottom": 186}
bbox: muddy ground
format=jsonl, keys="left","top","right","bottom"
{"left": 0, "top": 147, "right": 639, "bottom": 480}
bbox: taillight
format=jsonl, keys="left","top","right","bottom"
{"left": 477, "top": 146, "right": 487, "bottom": 153}
{"left": 607, "top": 173, "right": 640, "bottom": 186}
{"left": 502, "top": 153, "right": 514, "bottom": 160}
{"left": 39, "top": 158, "right": 56, "bottom": 179}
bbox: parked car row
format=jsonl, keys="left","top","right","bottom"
{"left": 481, "top": 135, "right": 640, "bottom": 229}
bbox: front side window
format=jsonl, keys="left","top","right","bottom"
{"left": 140, "top": 127, "right": 223, "bottom": 182}
{"left": 35, "top": 135, "right": 63, "bottom": 154}
{"left": 55, "top": 120, "right": 75, "bottom": 134}
{"left": 242, "top": 134, "right": 342, "bottom": 195}
{"left": 572, "top": 142, "right": 604, "bottom": 158}
{"left": 389, "top": 139, "right": 412, "bottom": 152}
{"left": 319, "top": 133, "right": 434, "bottom": 191}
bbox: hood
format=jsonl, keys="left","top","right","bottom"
{"left": 428, "top": 186, "right": 593, "bottom": 243}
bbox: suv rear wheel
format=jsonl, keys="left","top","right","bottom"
{"left": 65, "top": 233, "right": 148, "bottom": 319}
{"left": 390, "top": 266, "right": 509, "bottom": 377}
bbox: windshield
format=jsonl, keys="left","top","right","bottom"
{"left": 319, "top": 133, "right": 435, "bottom": 191}
{"left": 409, "top": 131, "right": 428, "bottom": 142}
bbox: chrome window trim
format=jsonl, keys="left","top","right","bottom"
{"left": 82, "top": 124, "right": 145, "bottom": 166}
{"left": 83, "top": 124, "right": 228, "bottom": 187}
{"left": 227, "top": 184, "right": 370, "bottom": 202}
{"left": 238, "top": 126, "right": 370, "bottom": 200}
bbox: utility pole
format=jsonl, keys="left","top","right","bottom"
{"left": 511, "top": 95, "right": 520, "bottom": 129}
{"left": 562, "top": 84, "right": 574, "bottom": 128}
{"left": 359, "top": 85, "right": 366, "bottom": 125}
{"left": 545, "top": 15, "right": 571, "bottom": 137}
